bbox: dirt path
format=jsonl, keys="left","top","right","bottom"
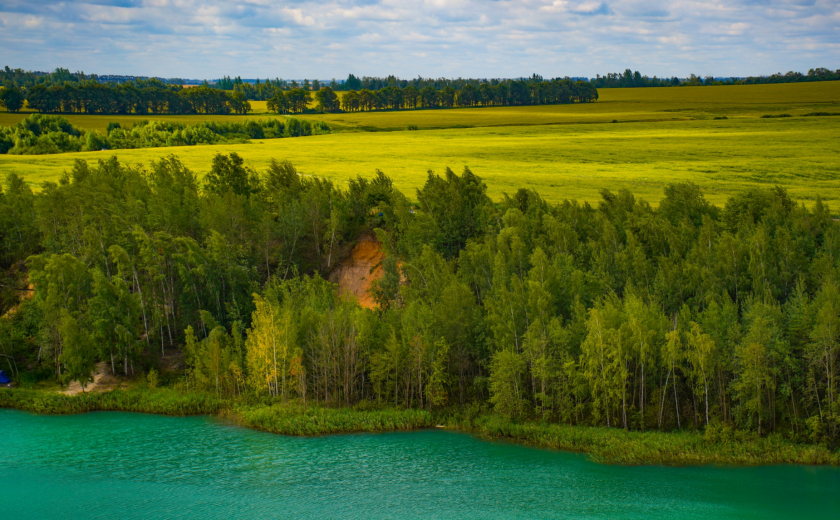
{"left": 62, "top": 361, "right": 116, "bottom": 395}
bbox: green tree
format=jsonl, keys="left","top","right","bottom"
{"left": 686, "top": 321, "right": 717, "bottom": 426}
{"left": 315, "top": 87, "right": 340, "bottom": 112}
{"left": 415, "top": 167, "right": 492, "bottom": 258}
{"left": 489, "top": 348, "right": 526, "bottom": 418}
{"left": 0, "top": 87, "right": 24, "bottom": 112}
{"left": 204, "top": 153, "right": 256, "bottom": 197}
{"left": 580, "top": 298, "right": 624, "bottom": 427}
{"left": 58, "top": 309, "right": 96, "bottom": 390}
{"left": 808, "top": 281, "right": 840, "bottom": 440}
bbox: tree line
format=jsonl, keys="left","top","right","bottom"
{"left": 0, "top": 66, "right": 186, "bottom": 89}
{"left": 260, "top": 81, "right": 598, "bottom": 115}
{"left": 221, "top": 79, "right": 597, "bottom": 113}
{"left": 214, "top": 77, "right": 335, "bottom": 100}
{"left": 592, "top": 68, "right": 840, "bottom": 88}
{"left": 0, "top": 114, "right": 330, "bottom": 155}
{"left": 5, "top": 67, "right": 838, "bottom": 115}
{"left": 337, "top": 79, "right": 597, "bottom": 113}
{"left": 1, "top": 156, "right": 840, "bottom": 446}
{"left": 1, "top": 83, "right": 251, "bottom": 115}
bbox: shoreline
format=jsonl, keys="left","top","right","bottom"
{"left": 2, "top": 387, "right": 838, "bottom": 467}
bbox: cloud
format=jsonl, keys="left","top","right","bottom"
{"left": 541, "top": 1, "right": 610, "bottom": 15}
{"left": 0, "top": 0, "right": 837, "bottom": 79}
{"left": 23, "top": 15, "right": 44, "bottom": 28}
{"left": 282, "top": 8, "right": 315, "bottom": 27}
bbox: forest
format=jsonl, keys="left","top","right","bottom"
{"left": 4, "top": 65, "right": 837, "bottom": 115}
{"left": 1, "top": 155, "right": 839, "bottom": 448}
{"left": 0, "top": 66, "right": 185, "bottom": 88}
{"left": 2, "top": 66, "right": 838, "bottom": 109}
{"left": 345, "top": 68, "right": 840, "bottom": 91}
{"left": 0, "top": 81, "right": 596, "bottom": 116}
{"left": 333, "top": 78, "right": 597, "bottom": 112}
{"left": 590, "top": 67, "right": 840, "bottom": 88}
{"left": 263, "top": 79, "right": 598, "bottom": 114}
{"left": 0, "top": 83, "right": 250, "bottom": 115}
{"left": 0, "top": 115, "right": 329, "bottom": 155}
{"left": 26, "top": 84, "right": 249, "bottom": 115}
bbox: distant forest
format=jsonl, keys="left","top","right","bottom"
{"left": 590, "top": 68, "right": 840, "bottom": 88}
{"left": 0, "top": 73, "right": 599, "bottom": 116}
{"left": 2, "top": 65, "right": 838, "bottom": 105}
{"left": 0, "top": 83, "right": 251, "bottom": 116}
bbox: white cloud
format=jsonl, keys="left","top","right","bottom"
{"left": 24, "top": 15, "right": 44, "bottom": 28}
{"left": 282, "top": 8, "right": 315, "bottom": 27}
{"left": 724, "top": 22, "right": 750, "bottom": 35}
{"left": 0, "top": 0, "right": 836, "bottom": 78}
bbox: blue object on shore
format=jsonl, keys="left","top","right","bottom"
{"left": 0, "top": 370, "right": 11, "bottom": 384}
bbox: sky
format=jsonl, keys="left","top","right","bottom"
{"left": 0, "top": 0, "right": 838, "bottom": 80}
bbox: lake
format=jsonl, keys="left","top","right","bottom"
{"left": 1, "top": 409, "right": 838, "bottom": 519}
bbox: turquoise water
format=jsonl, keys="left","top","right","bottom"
{"left": 1, "top": 409, "right": 838, "bottom": 519}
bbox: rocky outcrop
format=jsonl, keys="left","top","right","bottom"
{"left": 328, "top": 235, "right": 385, "bottom": 309}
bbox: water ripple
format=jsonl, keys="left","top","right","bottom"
{"left": 2, "top": 409, "right": 839, "bottom": 519}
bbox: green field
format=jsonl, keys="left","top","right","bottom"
{"left": 1, "top": 82, "right": 839, "bottom": 206}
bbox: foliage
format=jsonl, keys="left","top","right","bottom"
{"left": 0, "top": 87, "right": 24, "bottom": 112}
{"left": 2, "top": 119, "right": 840, "bottom": 454}
{"left": 22, "top": 83, "right": 249, "bottom": 115}
{"left": 225, "top": 403, "right": 433, "bottom": 435}
{"left": 338, "top": 78, "right": 597, "bottom": 112}
{"left": 456, "top": 415, "right": 840, "bottom": 466}
{"left": 591, "top": 67, "right": 840, "bottom": 88}
{"left": 0, "top": 388, "right": 223, "bottom": 415}
{"left": 0, "top": 114, "right": 327, "bottom": 155}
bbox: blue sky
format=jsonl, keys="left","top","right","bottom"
{"left": 1, "top": 0, "right": 837, "bottom": 79}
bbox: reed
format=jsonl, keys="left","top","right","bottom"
{"left": 2, "top": 388, "right": 837, "bottom": 466}
{"left": 0, "top": 388, "right": 223, "bottom": 416}
{"left": 456, "top": 415, "right": 840, "bottom": 466}
{"left": 0, "top": 388, "right": 432, "bottom": 435}
{"left": 225, "top": 403, "right": 434, "bottom": 436}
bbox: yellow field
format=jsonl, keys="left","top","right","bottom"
{"left": 2, "top": 82, "right": 837, "bottom": 132}
{"left": 1, "top": 82, "right": 839, "bottom": 206}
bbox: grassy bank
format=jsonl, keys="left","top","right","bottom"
{"left": 223, "top": 403, "right": 433, "bottom": 435}
{"left": 0, "top": 388, "right": 223, "bottom": 415}
{"left": 455, "top": 415, "right": 840, "bottom": 466}
{"left": 0, "top": 388, "right": 432, "bottom": 436}
{"left": 2, "top": 388, "right": 838, "bottom": 466}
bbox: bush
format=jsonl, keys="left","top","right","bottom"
{"left": 147, "top": 369, "right": 159, "bottom": 389}
{"left": 83, "top": 131, "right": 109, "bottom": 152}
{"left": 0, "top": 114, "right": 323, "bottom": 155}
{"left": 227, "top": 403, "right": 433, "bottom": 436}
{"left": 312, "top": 121, "right": 331, "bottom": 135}
{"left": 0, "top": 388, "right": 223, "bottom": 415}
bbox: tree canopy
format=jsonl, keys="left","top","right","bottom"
{"left": 2, "top": 156, "right": 840, "bottom": 447}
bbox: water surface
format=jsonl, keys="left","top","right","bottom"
{"left": 1, "top": 409, "right": 838, "bottom": 519}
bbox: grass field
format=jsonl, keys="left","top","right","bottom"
{"left": 2, "top": 82, "right": 838, "bottom": 132}
{"left": 1, "top": 82, "right": 838, "bottom": 206}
